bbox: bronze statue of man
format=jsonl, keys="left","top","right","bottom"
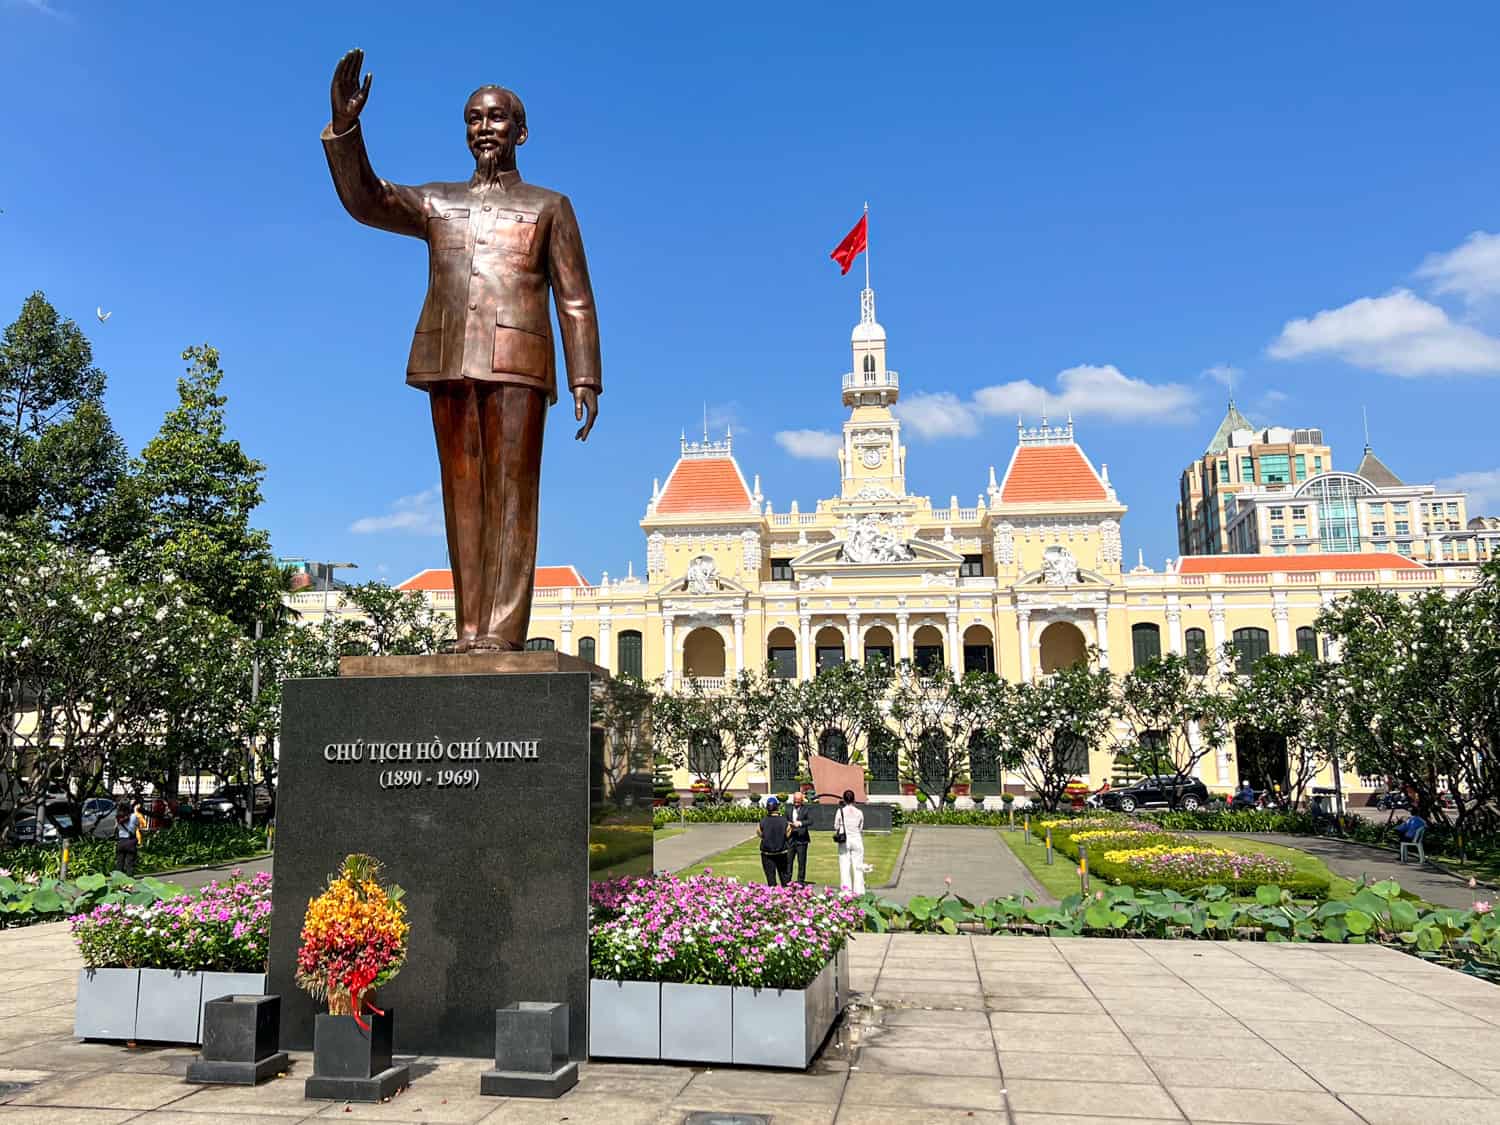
{"left": 322, "top": 49, "right": 601, "bottom": 653}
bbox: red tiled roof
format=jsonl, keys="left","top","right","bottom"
{"left": 656, "top": 457, "right": 751, "bottom": 515}
{"left": 1176, "top": 553, "right": 1425, "bottom": 574}
{"left": 396, "top": 565, "right": 587, "bottom": 592}
{"left": 999, "top": 445, "right": 1108, "bottom": 503}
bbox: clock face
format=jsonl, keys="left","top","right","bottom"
{"left": 861, "top": 447, "right": 884, "bottom": 469}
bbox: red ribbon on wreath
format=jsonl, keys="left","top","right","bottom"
{"left": 345, "top": 966, "right": 386, "bottom": 1032}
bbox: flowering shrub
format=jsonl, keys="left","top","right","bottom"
{"left": 295, "top": 854, "right": 408, "bottom": 1017}
{"left": 70, "top": 870, "right": 270, "bottom": 971}
{"left": 590, "top": 872, "right": 862, "bottom": 989}
{"left": 1102, "top": 843, "right": 1295, "bottom": 888}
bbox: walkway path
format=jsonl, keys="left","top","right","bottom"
{"left": 652, "top": 823, "right": 756, "bottom": 873}
{"left": 1221, "top": 832, "right": 1480, "bottom": 910}
{"left": 884, "top": 825, "right": 1052, "bottom": 905}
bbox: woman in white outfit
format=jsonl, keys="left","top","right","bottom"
{"left": 835, "top": 789, "right": 866, "bottom": 895}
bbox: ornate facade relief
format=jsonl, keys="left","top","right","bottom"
{"left": 1099, "top": 519, "right": 1122, "bottom": 565}
{"left": 686, "top": 555, "right": 720, "bottom": 595}
{"left": 1042, "top": 545, "right": 1080, "bottom": 586}
{"left": 993, "top": 522, "right": 1015, "bottom": 566}
{"left": 841, "top": 514, "right": 914, "bottom": 563}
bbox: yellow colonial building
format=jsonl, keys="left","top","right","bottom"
{"left": 290, "top": 287, "right": 1480, "bottom": 801}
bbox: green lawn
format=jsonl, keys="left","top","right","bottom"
{"left": 1000, "top": 828, "right": 1361, "bottom": 902}
{"left": 682, "top": 828, "right": 906, "bottom": 888}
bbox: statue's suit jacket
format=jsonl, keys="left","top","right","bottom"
{"left": 322, "top": 122, "right": 601, "bottom": 405}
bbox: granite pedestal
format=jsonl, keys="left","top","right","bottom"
{"left": 269, "top": 670, "right": 592, "bottom": 1059}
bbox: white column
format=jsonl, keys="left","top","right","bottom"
{"left": 597, "top": 611, "right": 612, "bottom": 672}
{"left": 846, "top": 612, "right": 861, "bottom": 662}
{"left": 945, "top": 610, "right": 961, "bottom": 679}
{"left": 1166, "top": 594, "right": 1182, "bottom": 655}
{"left": 895, "top": 612, "right": 910, "bottom": 663}
{"left": 1272, "top": 594, "right": 1291, "bottom": 654}
{"left": 732, "top": 612, "right": 745, "bottom": 674}
{"left": 1017, "top": 609, "right": 1032, "bottom": 681}
{"left": 1093, "top": 606, "right": 1111, "bottom": 672}
{"left": 662, "top": 615, "right": 675, "bottom": 691}
{"left": 1209, "top": 594, "right": 1227, "bottom": 672}
{"left": 798, "top": 612, "right": 813, "bottom": 680}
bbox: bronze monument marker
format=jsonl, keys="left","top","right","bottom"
{"left": 322, "top": 49, "right": 602, "bottom": 653}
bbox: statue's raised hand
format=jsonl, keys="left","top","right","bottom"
{"left": 330, "top": 49, "right": 372, "bottom": 134}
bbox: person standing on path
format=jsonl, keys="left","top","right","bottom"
{"left": 757, "top": 796, "right": 793, "bottom": 887}
{"left": 835, "top": 790, "right": 865, "bottom": 896}
{"left": 114, "top": 801, "right": 142, "bottom": 876}
{"left": 787, "top": 791, "right": 811, "bottom": 883}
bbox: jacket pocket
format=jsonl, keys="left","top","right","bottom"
{"left": 491, "top": 322, "right": 550, "bottom": 377}
{"left": 408, "top": 306, "right": 444, "bottom": 374}
{"left": 428, "top": 209, "right": 470, "bottom": 250}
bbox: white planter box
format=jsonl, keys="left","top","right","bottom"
{"left": 732, "top": 958, "right": 838, "bottom": 1068}
{"left": 136, "top": 969, "right": 204, "bottom": 1043}
{"left": 75, "top": 968, "right": 140, "bottom": 1040}
{"left": 587, "top": 979, "right": 660, "bottom": 1059}
{"left": 660, "top": 982, "right": 732, "bottom": 1064}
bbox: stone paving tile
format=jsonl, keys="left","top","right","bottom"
{"left": 835, "top": 1108, "right": 1009, "bottom": 1124}
{"left": 856, "top": 1045, "right": 1000, "bottom": 1077}
{"left": 1166, "top": 1087, "right": 1366, "bottom": 1124}
{"left": 1341, "top": 1094, "right": 1500, "bottom": 1125}
{"left": 841, "top": 1072, "right": 1008, "bottom": 1111}
{"left": 1000, "top": 1050, "right": 1157, "bottom": 1084}
{"left": 1003, "top": 1078, "right": 1181, "bottom": 1119}
{"left": 1145, "top": 1056, "right": 1322, "bottom": 1092}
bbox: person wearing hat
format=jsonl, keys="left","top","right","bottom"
{"left": 757, "top": 796, "right": 793, "bottom": 887}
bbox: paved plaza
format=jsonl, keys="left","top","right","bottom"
{"left": 4, "top": 916, "right": 1500, "bottom": 1124}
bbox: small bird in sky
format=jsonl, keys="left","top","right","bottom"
{"left": 96, "top": 307, "right": 111, "bottom": 323}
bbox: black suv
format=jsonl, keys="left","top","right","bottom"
{"left": 1099, "top": 775, "right": 1211, "bottom": 813}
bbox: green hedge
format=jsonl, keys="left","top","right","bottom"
{"left": 0, "top": 822, "right": 269, "bottom": 879}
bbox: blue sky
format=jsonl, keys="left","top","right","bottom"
{"left": 5, "top": 1, "right": 1500, "bottom": 584}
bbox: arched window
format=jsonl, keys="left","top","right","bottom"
{"left": 1184, "top": 628, "right": 1208, "bottom": 675}
{"left": 1232, "top": 627, "right": 1271, "bottom": 674}
{"left": 818, "top": 729, "right": 848, "bottom": 764}
{"left": 577, "top": 636, "right": 596, "bottom": 664}
{"left": 617, "top": 630, "right": 643, "bottom": 679}
{"left": 1131, "top": 623, "right": 1162, "bottom": 667}
{"left": 524, "top": 637, "right": 555, "bottom": 652}
{"left": 1295, "top": 626, "right": 1318, "bottom": 658}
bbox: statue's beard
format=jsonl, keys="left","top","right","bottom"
{"left": 472, "top": 148, "right": 512, "bottom": 186}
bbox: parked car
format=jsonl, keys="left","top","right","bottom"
{"left": 7, "top": 803, "right": 76, "bottom": 845}
{"left": 1098, "top": 775, "right": 1211, "bottom": 813}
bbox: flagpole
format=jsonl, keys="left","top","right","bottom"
{"left": 863, "top": 200, "right": 870, "bottom": 291}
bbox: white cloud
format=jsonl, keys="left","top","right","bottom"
{"left": 773, "top": 429, "right": 842, "bottom": 459}
{"left": 1268, "top": 289, "right": 1500, "bottom": 376}
{"left": 349, "top": 485, "right": 443, "bottom": 535}
{"left": 1436, "top": 468, "right": 1500, "bottom": 517}
{"left": 1202, "top": 363, "right": 1242, "bottom": 388}
{"left": 893, "top": 392, "right": 981, "bottom": 439}
{"left": 972, "top": 364, "right": 1197, "bottom": 424}
{"left": 1416, "top": 231, "right": 1500, "bottom": 306}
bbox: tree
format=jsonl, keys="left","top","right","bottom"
{"left": 1112, "top": 653, "right": 1236, "bottom": 801}
{"left": 124, "top": 345, "right": 280, "bottom": 633}
{"left": 0, "top": 531, "right": 241, "bottom": 839}
{"left": 338, "top": 581, "right": 452, "bottom": 656}
{"left": 996, "top": 662, "right": 1114, "bottom": 811}
{"left": 0, "top": 293, "right": 131, "bottom": 552}
{"left": 1229, "top": 652, "right": 1342, "bottom": 809}
{"left": 887, "top": 667, "right": 1009, "bottom": 807}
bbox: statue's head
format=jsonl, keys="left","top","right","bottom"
{"left": 465, "top": 86, "right": 527, "bottom": 182}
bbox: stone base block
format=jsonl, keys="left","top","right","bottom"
{"left": 305, "top": 1065, "right": 410, "bottom": 1102}
{"left": 186, "top": 1051, "right": 289, "bottom": 1086}
{"left": 479, "top": 1062, "right": 579, "bottom": 1099}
